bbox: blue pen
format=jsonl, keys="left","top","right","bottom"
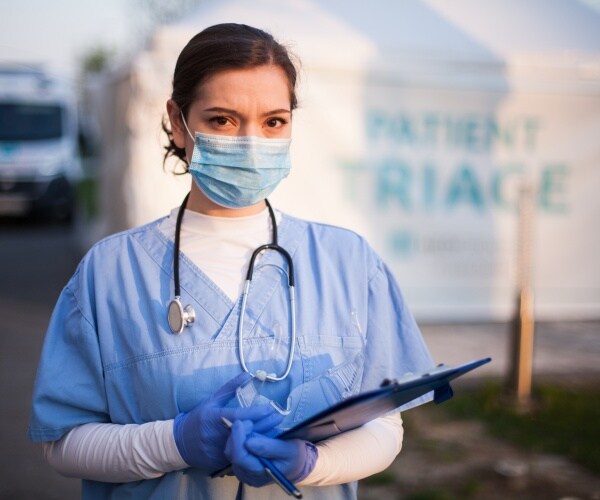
{"left": 220, "top": 416, "right": 302, "bottom": 499}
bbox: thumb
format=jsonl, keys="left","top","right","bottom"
{"left": 205, "top": 372, "right": 253, "bottom": 408}
{"left": 245, "top": 435, "right": 293, "bottom": 459}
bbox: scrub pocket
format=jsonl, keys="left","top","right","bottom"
{"left": 291, "top": 334, "right": 365, "bottom": 424}
{"left": 319, "top": 349, "right": 364, "bottom": 403}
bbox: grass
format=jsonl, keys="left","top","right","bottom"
{"left": 360, "top": 470, "right": 396, "bottom": 486}
{"left": 441, "top": 380, "right": 600, "bottom": 474}
{"left": 404, "top": 485, "right": 479, "bottom": 500}
{"left": 360, "top": 380, "right": 598, "bottom": 499}
{"left": 404, "top": 491, "right": 457, "bottom": 500}
{"left": 76, "top": 176, "right": 98, "bottom": 218}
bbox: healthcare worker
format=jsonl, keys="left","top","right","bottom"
{"left": 28, "top": 23, "right": 435, "bottom": 499}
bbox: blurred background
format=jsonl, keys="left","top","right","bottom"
{"left": 0, "top": 1, "right": 598, "bottom": 498}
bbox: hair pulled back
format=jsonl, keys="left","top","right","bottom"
{"left": 163, "top": 23, "right": 299, "bottom": 168}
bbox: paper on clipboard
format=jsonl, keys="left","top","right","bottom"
{"left": 278, "top": 357, "right": 491, "bottom": 443}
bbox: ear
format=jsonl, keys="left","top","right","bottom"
{"left": 166, "top": 99, "right": 187, "bottom": 149}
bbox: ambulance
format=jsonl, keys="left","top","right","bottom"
{"left": 0, "top": 65, "right": 81, "bottom": 222}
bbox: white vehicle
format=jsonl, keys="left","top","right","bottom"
{"left": 0, "top": 65, "right": 81, "bottom": 222}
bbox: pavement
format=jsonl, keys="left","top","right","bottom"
{"left": 419, "top": 320, "right": 600, "bottom": 384}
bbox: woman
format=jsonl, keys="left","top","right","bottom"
{"left": 28, "top": 23, "right": 434, "bottom": 499}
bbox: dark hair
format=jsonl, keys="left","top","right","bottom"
{"left": 162, "top": 23, "right": 299, "bottom": 169}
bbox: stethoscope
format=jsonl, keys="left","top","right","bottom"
{"left": 167, "top": 192, "right": 297, "bottom": 382}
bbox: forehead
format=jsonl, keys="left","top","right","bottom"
{"left": 195, "top": 65, "right": 292, "bottom": 108}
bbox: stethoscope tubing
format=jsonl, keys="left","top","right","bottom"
{"left": 169, "top": 193, "right": 296, "bottom": 382}
{"left": 172, "top": 192, "right": 189, "bottom": 299}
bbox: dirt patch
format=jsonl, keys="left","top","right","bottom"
{"left": 358, "top": 405, "right": 600, "bottom": 500}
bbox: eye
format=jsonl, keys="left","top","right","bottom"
{"left": 265, "top": 117, "right": 288, "bottom": 128}
{"left": 210, "top": 116, "right": 230, "bottom": 127}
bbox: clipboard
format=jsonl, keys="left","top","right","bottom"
{"left": 278, "top": 357, "right": 491, "bottom": 443}
{"left": 210, "top": 357, "right": 491, "bottom": 478}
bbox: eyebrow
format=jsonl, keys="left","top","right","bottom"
{"left": 202, "top": 106, "right": 291, "bottom": 117}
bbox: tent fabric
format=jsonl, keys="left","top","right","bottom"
{"left": 91, "top": 0, "right": 600, "bottom": 320}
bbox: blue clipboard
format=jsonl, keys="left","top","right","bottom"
{"left": 210, "top": 357, "right": 491, "bottom": 479}
{"left": 278, "top": 357, "right": 491, "bottom": 443}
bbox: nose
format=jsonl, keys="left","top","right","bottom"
{"left": 238, "top": 121, "right": 262, "bottom": 137}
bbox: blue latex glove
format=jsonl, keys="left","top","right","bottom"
{"left": 173, "top": 373, "right": 284, "bottom": 471}
{"left": 225, "top": 419, "right": 318, "bottom": 487}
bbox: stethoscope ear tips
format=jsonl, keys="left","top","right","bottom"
{"left": 167, "top": 297, "right": 196, "bottom": 334}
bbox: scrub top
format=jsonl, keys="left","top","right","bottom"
{"left": 28, "top": 213, "right": 434, "bottom": 499}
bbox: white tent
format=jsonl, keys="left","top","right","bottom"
{"left": 92, "top": 0, "right": 600, "bottom": 320}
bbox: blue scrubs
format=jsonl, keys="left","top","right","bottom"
{"left": 28, "top": 213, "right": 434, "bottom": 499}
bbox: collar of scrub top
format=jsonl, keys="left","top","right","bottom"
{"left": 168, "top": 192, "right": 297, "bottom": 383}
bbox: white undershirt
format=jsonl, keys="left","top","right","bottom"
{"left": 158, "top": 206, "right": 281, "bottom": 301}
{"left": 41, "top": 207, "right": 404, "bottom": 485}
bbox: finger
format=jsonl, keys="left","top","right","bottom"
{"left": 224, "top": 421, "right": 252, "bottom": 462}
{"left": 229, "top": 421, "right": 269, "bottom": 487}
{"left": 205, "top": 372, "right": 253, "bottom": 408}
{"left": 240, "top": 419, "right": 254, "bottom": 434}
{"left": 261, "top": 426, "right": 282, "bottom": 439}
{"left": 245, "top": 435, "right": 296, "bottom": 460}
{"left": 222, "top": 404, "right": 277, "bottom": 422}
{"left": 224, "top": 432, "right": 233, "bottom": 462}
{"left": 230, "top": 421, "right": 259, "bottom": 470}
{"left": 252, "top": 411, "right": 285, "bottom": 434}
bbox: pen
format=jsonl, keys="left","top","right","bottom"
{"left": 220, "top": 416, "right": 302, "bottom": 499}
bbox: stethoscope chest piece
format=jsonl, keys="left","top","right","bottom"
{"left": 168, "top": 296, "right": 195, "bottom": 335}
{"left": 168, "top": 193, "right": 196, "bottom": 335}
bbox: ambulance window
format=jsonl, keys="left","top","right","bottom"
{"left": 0, "top": 103, "right": 63, "bottom": 141}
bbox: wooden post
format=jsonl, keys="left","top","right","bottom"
{"left": 507, "top": 183, "right": 536, "bottom": 409}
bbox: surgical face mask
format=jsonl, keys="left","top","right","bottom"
{"left": 181, "top": 113, "right": 291, "bottom": 208}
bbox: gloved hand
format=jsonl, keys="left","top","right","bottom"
{"left": 173, "top": 372, "right": 284, "bottom": 471}
{"left": 225, "top": 419, "right": 318, "bottom": 487}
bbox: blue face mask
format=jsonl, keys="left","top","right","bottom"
{"left": 181, "top": 114, "right": 291, "bottom": 208}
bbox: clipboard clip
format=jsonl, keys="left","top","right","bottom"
{"left": 380, "top": 364, "right": 448, "bottom": 387}
{"left": 379, "top": 363, "right": 454, "bottom": 404}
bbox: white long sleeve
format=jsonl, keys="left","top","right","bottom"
{"left": 299, "top": 413, "right": 403, "bottom": 486}
{"left": 158, "top": 206, "right": 280, "bottom": 301}
{"left": 42, "top": 414, "right": 403, "bottom": 485}
{"left": 42, "top": 420, "right": 187, "bottom": 482}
